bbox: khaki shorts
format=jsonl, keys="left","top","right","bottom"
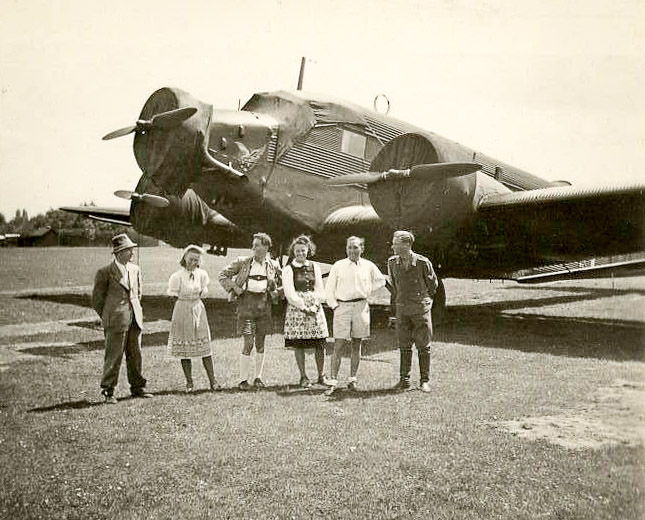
{"left": 332, "top": 300, "right": 370, "bottom": 339}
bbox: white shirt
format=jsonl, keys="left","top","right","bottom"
{"left": 246, "top": 259, "right": 268, "bottom": 294}
{"left": 113, "top": 259, "right": 129, "bottom": 287}
{"left": 167, "top": 268, "right": 209, "bottom": 300}
{"left": 325, "top": 257, "right": 385, "bottom": 309}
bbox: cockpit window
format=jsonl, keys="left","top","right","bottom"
{"left": 341, "top": 129, "right": 366, "bottom": 158}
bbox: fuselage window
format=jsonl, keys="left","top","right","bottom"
{"left": 341, "top": 129, "right": 367, "bottom": 158}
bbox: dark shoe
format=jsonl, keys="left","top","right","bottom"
{"left": 210, "top": 383, "right": 222, "bottom": 392}
{"left": 239, "top": 380, "right": 251, "bottom": 390}
{"left": 393, "top": 380, "right": 411, "bottom": 391}
{"left": 132, "top": 391, "right": 153, "bottom": 398}
{"left": 299, "top": 377, "right": 312, "bottom": 389}
{"left": 420, "top": 381, "right": 431, "bottom": 393}
{"left": 347, "top": 381, "right": 358, "bottom": 392}
{"left": 253, "top": 378, "right": 265, "bottom": 388}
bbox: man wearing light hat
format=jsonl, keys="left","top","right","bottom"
{"left": 92, "top": 233, "right": 152, "bottom": 403}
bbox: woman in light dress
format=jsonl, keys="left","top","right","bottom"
{"left": 167, "top": 245, "right": 220, "bottom": 392}
{"left": 282, "top": 235, "right": 329, "bottom": 388}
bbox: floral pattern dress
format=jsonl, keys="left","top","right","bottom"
{"left": 167, "top": 268, "right": 212, "bottom": 358}
{"left": 283, "top": 260, "right": 328, "bottom": 349}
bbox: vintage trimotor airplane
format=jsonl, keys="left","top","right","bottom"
{"left": 62, "top": 86, "right": 645, "bottom": 316}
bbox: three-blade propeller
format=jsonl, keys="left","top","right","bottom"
{"left": 102, "top": 107, "right": 198, "bottom": 141}
{"left": 325, "top": 162, "right": 481, "bottom": 186}
{"left": 114, "top": 190, "right": 170, "bottom": 208}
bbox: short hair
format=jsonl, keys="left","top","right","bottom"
{"left": 288, "top": 234, "right": 316, "bottom": 258}
{"left": 252, "top": 232, "right": 272, "bottom": 248}
{"left": 393, "top": 230, "right": 415, "bottom": 244}
{"left": 346, "top": 236, "right": 365, "bottom": 247}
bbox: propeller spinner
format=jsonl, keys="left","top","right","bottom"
{"left": 114, "top": 190, "right": 170, "bottom": 208}
{"left": 102, "top": 107, "right": 198, "bottom": 141}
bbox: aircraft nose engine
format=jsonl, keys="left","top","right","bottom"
{"left": 131, "top": 88, "right": 213, "bottom": 196}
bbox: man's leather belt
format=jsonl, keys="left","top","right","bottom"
{"left": 338, "top": 298, "right": 366, "bottom": 303}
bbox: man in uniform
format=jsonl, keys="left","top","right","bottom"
{"left": 92, "top": 233, "right": 153, "bottom": 403}
{"left": 218, "top": 233, "right": 281, "bottom": 390}
{"left": 325, "top": 236, "right": 385, "bottom": 395}
{"left": 387, "top": 230, "right": 438, "bottom": 392}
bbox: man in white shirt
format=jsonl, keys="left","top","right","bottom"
{"left": 325, "top": 236, "right": 385, "bottom": 395}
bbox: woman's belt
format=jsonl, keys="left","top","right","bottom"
{"left": 337, "top": 298, "right": 366, "bottom": 303}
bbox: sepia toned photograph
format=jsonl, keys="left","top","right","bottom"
{"left": 1, "top": 1, "right": 643, "bottom": 518}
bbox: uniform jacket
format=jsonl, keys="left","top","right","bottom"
{"left": 92, "top": 261, "right": 144, "bottom": 330}
{"left": 218, "top": 255, "right": 282, "bottom": 303}
{"left": 387, "top": 251, "right": 438, "bottom": 306}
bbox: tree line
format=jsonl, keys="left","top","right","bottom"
{"left": 0, "top": 205, "right": 157, "bottom": 246}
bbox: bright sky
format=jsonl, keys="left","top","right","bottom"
{"left": 1, "top": 0, "right": 644, "bottom": 218}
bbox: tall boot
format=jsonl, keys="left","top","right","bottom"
{"left": 399, "top": 349, "right": 412, "bottom": 385}
{"left": 418, "top": 348, "right": 430, "bottom": 384}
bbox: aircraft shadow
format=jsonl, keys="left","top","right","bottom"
{"left": 18, "top": 287, "right": 645, "bottom": 363}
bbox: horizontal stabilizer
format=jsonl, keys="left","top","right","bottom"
{"left": 60, "top": 206, "right": 131, "bottom": 226}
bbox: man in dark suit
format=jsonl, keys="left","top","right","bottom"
{"left": 92, "top": 234, "right": 152, "bottom": 403}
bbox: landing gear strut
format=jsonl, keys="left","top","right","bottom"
{"left": 208, "top": 245, "right": 228, "bottom": 256}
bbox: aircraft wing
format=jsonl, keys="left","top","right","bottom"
{"left": 60, "top": 206, "right": 131, "bottom": 226}
{"left": 474, "top": 183, "right": 645, "bottom": 265}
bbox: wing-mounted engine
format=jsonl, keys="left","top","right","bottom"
{"left": 369, "top": 134, "right": 488, "bottom": 235}
{"left": 352, "top": 133, "right": 512, "bottom": 268}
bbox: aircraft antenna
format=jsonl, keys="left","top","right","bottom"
{"left": 297, "top": 56, "right": 306, "bottom": 90}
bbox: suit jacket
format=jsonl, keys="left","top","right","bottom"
{"left": 92, "top": 261, "right": 144, "bottom": 330}
{"left": 218, "top": 255, "right": 282, "bottom": 303}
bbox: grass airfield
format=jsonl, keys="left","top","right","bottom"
{"left": 0, "top": 247, "right": 643, "bottom": 519}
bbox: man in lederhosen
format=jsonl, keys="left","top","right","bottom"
{"left": 218, "top": 233, "right": 281, "bottom": 390}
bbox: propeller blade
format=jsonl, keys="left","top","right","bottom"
{"left": 114, "top": 190, "right": 137, "bottom": 200}
{"left": 326, "top": 162, "right": 481, "bottom": 186}
{"left": 102, "top": 126, "right": 137, "bottom": 141}
{"left": 151, "top": 107, "right": 198, "bottom": 130}
{"left": 325, "top": 171, "right": 386, "bottom": 186}
{"left": 140, "top": 193, "right": 170, "bottom": 208}
{"left": 102, "top": 107, "right": 197, "bottom": 141}
{"left": 409, "top": 162, "right": 482, "bottom": 179}
{"left": 114, "top": 190, "right": 170, "bottom": 208}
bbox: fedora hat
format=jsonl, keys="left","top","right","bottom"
{"left": 112, "top": 233, "right": 137, "bottom": 254}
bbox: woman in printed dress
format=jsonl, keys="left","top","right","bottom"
{"left": 282, "top": 235, "right": 329, "bottom": 388}
{"left": 167, "top": 245, "right": 220, "bottom": 392}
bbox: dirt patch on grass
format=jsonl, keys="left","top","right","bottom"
{"left": 492, "top": 380, "right": 645, "bottom": 449}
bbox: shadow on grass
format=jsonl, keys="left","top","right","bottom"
{"left": 19, "top": 293, "right": 276, "bottom": 339}
{"left": 18, "top": 287, "right": 645, "bottom": 363}
{"left": 365, "top": 304, "right": 644, "bottom": 362}
{"left": 20, "top": 331, "right": 172, "bottom": 358}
